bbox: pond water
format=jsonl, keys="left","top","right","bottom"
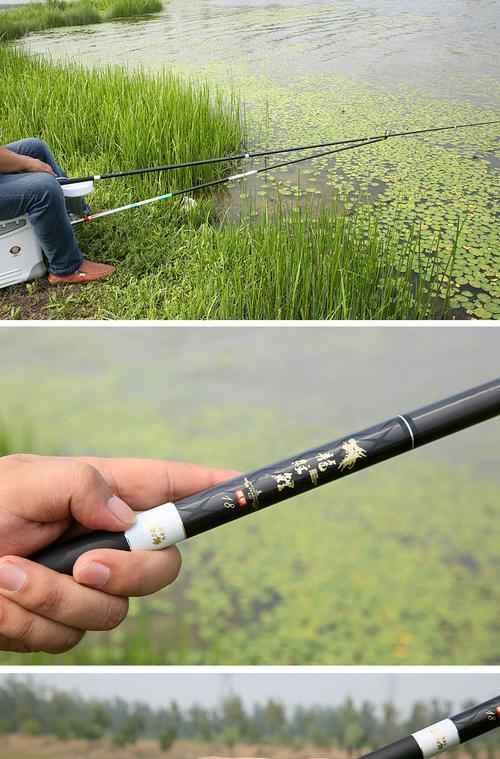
{"left": 15, "top": 0, "right": 500, "bottom": 317}
{"left": 18, "top": 1, "right": 500, "bottom": 92}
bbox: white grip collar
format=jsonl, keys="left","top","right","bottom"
{"left": 124, "top": 502, "right": 186, "bottom": 551}
{"left": 412, "top": 719, "right": 460, "bottom": 757}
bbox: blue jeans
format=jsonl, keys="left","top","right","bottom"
{"left": 0, "top": 138, "right": 84, "bottom": 276}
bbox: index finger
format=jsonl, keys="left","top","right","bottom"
{"left": 83, "top": 458, "right": 240, "bottom": 509}
{"left": 12, "top": 455, "right": 239, "bottom": 510}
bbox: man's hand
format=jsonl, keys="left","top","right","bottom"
{"left": 0, "top": 146, "right": 56, "bottom": 176}
{"left": 0, "top": 454, "right": 238, "bottom": 654}
{"left": 20, "top": 157, "right": 57, "bottom": 175}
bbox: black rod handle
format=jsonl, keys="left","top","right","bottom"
{"left": 28, "top": 379, "right": 500, "bottom": 575}
{"left": 359, "top": 696, "right": 500, "bottom": 758}
{"left": 31, "top": 532, "right": 131, "bottom": 575}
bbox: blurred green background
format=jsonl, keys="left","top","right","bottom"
{"left": 0, "top": 325, "right": 498, "bottom": 664}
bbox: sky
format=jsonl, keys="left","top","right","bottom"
{"left": 1, "top": 672, "right": 498, "bottom": 717}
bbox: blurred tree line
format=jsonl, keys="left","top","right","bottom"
{"left": 0, "top": 680, "right": 498, "bottom": 757}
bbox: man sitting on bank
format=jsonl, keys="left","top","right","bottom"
{"left": 0, "top": 138, "right": 115, "bottom": 284}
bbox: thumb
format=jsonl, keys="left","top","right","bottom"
{"left": 7, "top": 458, "right": 136, "bottom": 553}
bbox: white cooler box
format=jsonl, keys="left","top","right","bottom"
{"left": 0, "top": 216, "right": 46, "bottom": 289}
{"left": 0, "top": 180, "right": 93, "bottom": 289}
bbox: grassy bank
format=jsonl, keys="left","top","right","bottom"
{"left": 0, "top": 0, "right": 163, "bottom": 42}
{"left": 0, "top": 46, "right": 243, "bottom": 186}
{"left": 1, "top": 200, "right": 457, "bottom": 320}
{"left": 1, "top": 46, "right": 456, "bottom": 319}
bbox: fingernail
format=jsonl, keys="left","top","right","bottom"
{"left": 79, "top": 562, "right": 111, "bottom": 588}
{"left": 0, "top": 562, "right": 27, "bottom": 592}
{"left": 106, "top": 495, "right": 136, "bottom": 526}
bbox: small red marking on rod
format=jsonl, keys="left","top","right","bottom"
{"left": 496, "top": 706, "right": 500, "bottom": 716}
{"left": 235, "top": 489, "right": 247, "bottom": 507}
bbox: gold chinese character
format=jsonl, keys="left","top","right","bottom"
{"left": 273, "top": 472, "right": 295, "bottom": 491}
{"left": 316, "top": 451, "right": 336, "bottom": 472}
{"left": 293, "top": 459, "right": 309, "bottom": 474}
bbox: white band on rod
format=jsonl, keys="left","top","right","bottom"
{"left": 397, "top": 414, "right": 415, "bottom": 449}
{"left": 228, "top": 170, "right": 258, "bottom": 181}
{"left": 124, "top": 502, "right": 186, "bottom": 551}
{"left": 412, "top": 719, "right": 460, "bottom": 758}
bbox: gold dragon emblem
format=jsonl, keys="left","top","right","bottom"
{"left": 338, "top": 438, "right": 367, "bottom": 471}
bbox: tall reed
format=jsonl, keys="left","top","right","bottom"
{"left": 0, "top": 0, "right": 163, "bottom": 42}
{"left": 0, "top": 45, "right": 244, "bottom": 192}
{"left": 104, "top": 0, "right": 162, "bottom": 19}
{"left": 87, "top": 198, "right": 454, "bottom": 320}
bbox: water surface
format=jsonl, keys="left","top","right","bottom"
{"left": 19, "top": 0, "right": 500, "bottom": 95}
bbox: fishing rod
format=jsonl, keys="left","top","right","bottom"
{"left": 359, "top": 695, "right": 500, "bottom": 758}
{"left": 70, "top": 136, "right": 385, "bottom": 225}
{"left": 30, "top": 378, "right": 500, "bottom": 575}
{"left": 58, "top": 118, "right": 500, "bottom": 186}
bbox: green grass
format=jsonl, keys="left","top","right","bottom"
{"left": 0, "top": 423, "right": 32, "bottom": 456}
{"left": 0, "top": 45, "right": 244, "bottom": 191}
{"left": 0, "top": 45, "right": 457, "bottom": 320}
{"left": 0, "top": 0, "right": 163, "bottom": 42}
{"left": 69, "top": 199, "right": 454, "bottom": 320}
{"left": 0, "top": 417, "right": 54, "bottom": 456}
{"left": 103, "top": 0, "right": 162, "bottom": 20}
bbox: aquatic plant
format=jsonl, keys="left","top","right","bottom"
{"left": 217, "top": 71, "right": 499, "bottom": 319}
